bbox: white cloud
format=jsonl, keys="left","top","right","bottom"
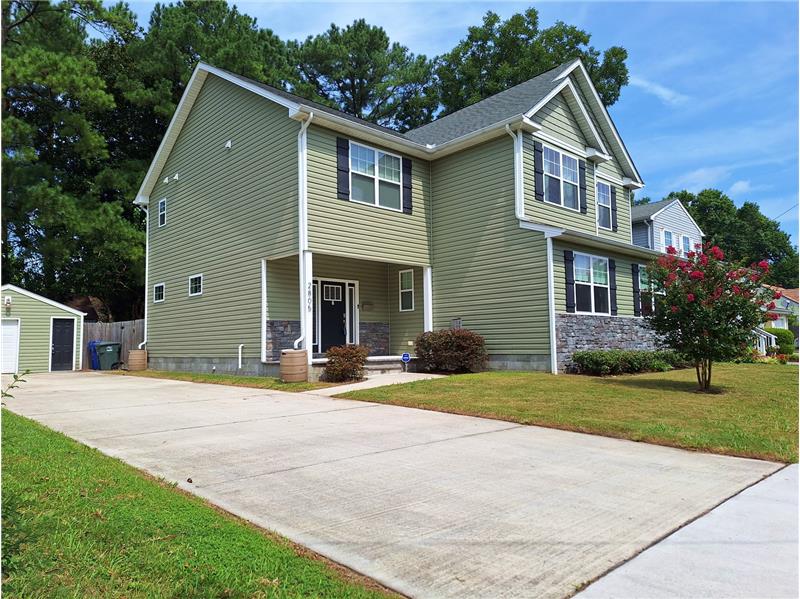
{"left": 728, "top": 180, "right": 753, "bottom": 196}
{"left": 667, "top": 166, "right": 730, "bottom": 192}
{"left": 629, "top": 75, "right": 689, "bottom": 106}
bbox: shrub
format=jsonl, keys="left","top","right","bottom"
{"left": 415, "top": 329, "right": 488, "bottom": 373}
{"left": 571, "top": 349, "right": 687, "bottom": 376}
{"left": 323, "top": 344, "right": 369, "bottom": 382}
{"left": 770, "top": 328, "right": 795, "bottom": 354}
{"left": 775, "top": 354, "right": 789, "bottom": 365}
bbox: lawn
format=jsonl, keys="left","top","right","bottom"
{"left": 1, "top": 411, "right": 391, "bottom": 598}
{"left": 339, "top": 363, "right": 798, "bottom": 463}
{"left": 108, "top": 369, "right": 335, "bottom": 393}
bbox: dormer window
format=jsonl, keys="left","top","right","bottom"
{"left": 543, "top": 146, "right": 579, "bottom": 211}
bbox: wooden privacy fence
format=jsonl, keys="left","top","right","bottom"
{"left": 82, "top": 319, "right": 144, "bottom": 370}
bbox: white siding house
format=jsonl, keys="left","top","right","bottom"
{"left": 631, "top": 198, "right": 704, "bottom": 254}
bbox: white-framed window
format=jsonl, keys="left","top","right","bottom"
{"left": 323, "top": 284, "right": 342, "bottom": 302}
{"left": 543, "top": 145, "right": 580, "bottom": 211}
{"left": 574, "top": 253, "right": 610, "bottom": 314}
{"left": 639, "top": 266, "right": 665, "bottom": 317}
{"left": 158, "top": 198, "right": 167, "bottom": 227}
{"left": 350, "top": 141, "right": 402, "bottom": 211}
{"left": 399, "top": 269, "right": 414, "bottom": 312}
{"left": 596, "top": 181, "right": 612, "bottom": 230}
{"left": 188, "top": 274, "right": 203, "bottom": 296}
{"left": 153, "top": 283, "right": 165, "bottom": 303}
{"left": 681, "top": 235, "right": 691, "bottom": 256}
{"left": 663, "top": 230, "right": 676, "bottom": 251}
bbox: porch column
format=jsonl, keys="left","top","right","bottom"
{"left": 300, "top": 250, "right": 314, "bottom": 364}
{"left": 423, "top": 266, "right": 433, "bottom": 332}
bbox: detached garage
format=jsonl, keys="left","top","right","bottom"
{"left": 1, "top": 284, "right": 86, "bottom": 374}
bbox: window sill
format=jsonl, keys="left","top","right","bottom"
{"left": 541, "top": 200, "right": 582, "bottom": 214}
{"left": 348, "top": 198, "right": 404, "bottom": 214}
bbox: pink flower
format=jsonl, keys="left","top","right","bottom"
{"left": 670, "top": 305, "right": 679, "bottom": 313}
{"left": 690, "top": 270, "right": 704, "bottom": 280}
{"left": 699, "top": 254, "right": 709, "bottom": 266}
{"left": 758, "top": 260, "right": 770, "bottom": 270}
{"left": 766, "top": 312, "right": 779, "bottom": 321}
{"left": 687, "top": 293, "right": 695, "bottom": 302}
{"left": 774, "top": 290, "right": 783, "bottom": 299}
{"left": 711, "top": 246, "right": 724, "bottom": 260}
{"left": 767, "top": 301, "right": 776, "bottom": 310}
{"left": 687, "top": 251, "right": 696, "bottom": 258}
{"left": 694, "top": 243, "right": 703, "bottom": 250}
{"left": 666, "top": 246, "right": 678, "bottom": 255}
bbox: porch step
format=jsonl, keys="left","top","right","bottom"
{"left": 309, "top": 355, "right": 415, "bottom": 380}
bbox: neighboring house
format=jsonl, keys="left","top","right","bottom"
{"left": 631, "top": 198, "right": 704, "bottom": 255}
{"left": 134, "top": 59, "right": 665, "bottom": 376}
{"left": 1, "top": 284, "right": 85, "bottom": 373}
{"left": 764, "top": 286, "right": 799, "bottom": 340}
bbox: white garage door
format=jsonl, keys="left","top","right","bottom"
{"left": 2, "top": 319, "right": 20, "bottom": 373}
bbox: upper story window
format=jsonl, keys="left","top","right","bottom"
{"left": 189, "top": 274, "right": 203, "bottom": 297}
{"left": 350, "top": 142, "right": 402, "bottom": 211}
{"left": 663, "top": 230, "right": 675, "bottom": 251}
{"left": 153, "top": 283, "right": 165, "bottom": 303}
{"left": 543, "top": 146, "right": 579, "bottom": 211}
{"left": 596, "top": 182, "right": 612, "bottom": 230}
{"left": 399, "top": 269, "right": 414, "bottom": 311}
{"left": 158, "top": 198, "right": 167, "bottom": 227}
{"left": 681, "top": 235, "right": 691, "bottom": 256}
{"left": 574, "top": 253, "right": 610, "bottom": 314}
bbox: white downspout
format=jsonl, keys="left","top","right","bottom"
{"left": 292, "top": 112, "right": 314, "bottom": 359}
{"left": 546, "top": 236, "right": 558, "bottom": 374}
{"left": 138, "top": 206, "right": 149, "bottom": 349}
{"left": 238, "top": 344, "right": 244, "bottom": 369}
{"left": 505, "top": 125, "right": 525, "bottom": 220}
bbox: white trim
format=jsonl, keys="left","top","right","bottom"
{"left": 0, "top": 284, "right": 86, "bottom": 316}
{"left": 680, "top": 234, "right": 691, "bottom": 257}
{"left": 663, "top": 230, "right": 676, "bottom": 252}
{"left": 48, "top": 315, "right": 78, "bottom": 372}
{"left": 505, "top": 125, "right": 526, "bottom": 219}
{"left": 261, "top": 259, "right": 267, "bottom": 363}
{"left": 533, "top": 131, "right": 589, "bottom": 159}
{"left": 153, "top": 282, "right": 165, "bottom": 303}
{"left": 312, "top": 277, "right": 360, "bottom": 349}
{"left": 541, "top": 144, "right": 581, "bottom": 212}
{"left": 188, "top": 274, "right": 203, "bottom": 297}
{"left": 157, "top": 198, "right": 167, "bottom": 227}
{"left": 138, "top": 206, "right": 149, "bottom": 349}
{"left": 423, "top": 266, "right": 433, "bottom": 331}
{"left": 348, "top": 140, "right": 403, "bottom": 213}
{"left": 518, "top": 219, "right": 565, "bottom": 238}
{"left": 399, "top": 269, "right": 415, "bottom": 312}
{"left": 554, "top": 60, "right": 644, "bottom": 185}
{"left": 546, "top": 238, "right": 558, "bottom": 374}
{"left": 594, "top": 170, "right": 625, "bottom": 186}
{"left": 647, "top": 199, "right": 706, "bottom": 237}
{"left": 573, "top": 252, "right": 611, "bottom": 315}
{"left": 1, "top": 318, "right": 21, "bottom": 374}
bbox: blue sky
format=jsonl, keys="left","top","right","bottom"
{"left": 125, "top": 1, "right": 799, "bottom": 244}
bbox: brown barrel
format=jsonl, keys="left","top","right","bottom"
{"left": 280, "top": 349, "right": 308, "bottom": 382}
{"left": 128, "top": 349, "right": 148, "bottom": 371}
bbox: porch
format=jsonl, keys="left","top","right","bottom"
{"left": 262, "top": 253, "right": 432, "bottom": 364}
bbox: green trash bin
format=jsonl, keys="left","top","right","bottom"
{"left": 95, "top": 342, "right": 122, "bottom": 370}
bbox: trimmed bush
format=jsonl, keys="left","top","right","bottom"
{"left": 571, "top": 349, "right": 688, "bottom": 376}
{"left": 770, "top": 328, "right": 795, "bottom": 354}
{"left": 415, "top": 329, "right": 488, "bottom": 373}
{"left": 323, "top": 344, "right": 369, "bottom": 382}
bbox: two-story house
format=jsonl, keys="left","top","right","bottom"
{"left": 631, "top": 198, "right": 704, "bottom": 255}
{"left": 134, "top": 59, "right": 665, "bottom": 375}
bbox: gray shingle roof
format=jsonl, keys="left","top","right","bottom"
{"left": 404, "top": 63, "right": 569, "bottom": 146}
{"left": 631, "top": 198, "right": 677, "bottom": 222}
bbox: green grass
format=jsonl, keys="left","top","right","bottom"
{"left": 108, "top": 369, "right": 335, "bottom": 393}
{"left": 1, "top": 411, "right": 391, "bottom": 598}
{"left": 339, "top": 363, "right": 798, "bottom": 463}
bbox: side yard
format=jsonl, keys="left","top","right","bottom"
{"left": 339, "top": 363, "right": 798, "bottom": 463}
{"left": 1, "top": 411, "right": 391, "bottom": 598}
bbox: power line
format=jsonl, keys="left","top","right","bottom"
{"left": 772, "top": 203, "right": 798, "bottom": 221}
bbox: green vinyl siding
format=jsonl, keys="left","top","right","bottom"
{"left": 306, "top": 125, "right": 431, "bottom": 266}
{"left": 2, "top": 289, "right": 82, "bottom": 372}
{"left": 267, "top": 256, "right": 299, "bottom": 321}
{"left": 537, "top": 92, "right": 587, "bottom": 147}
{"left": 147, "top": 74, "right": 299, "bottom": 360}
{"left": 431, "top": 136, "right": 550, "bottom": 356}
{"left": 552, "top": 241, "right": 637, "bottom": 317}
{"left": 313, "top": 254, "right": 389, "bottom": 324}
{"left": 388, "top": 265, "right": 424, "bottom": 354}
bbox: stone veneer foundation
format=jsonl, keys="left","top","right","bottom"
{"left": 556, "top": 313, "right": 662, "bottom": 372}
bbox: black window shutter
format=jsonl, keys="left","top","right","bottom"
{"left": 579, "top": 160, "right": 587, "bottom": 214}
{"left": 610, "top": 186, "right": 618, "bottom": 231}
{"left": 564, "top": 250, "right": 575, "bottom": 313}
{"left": 533, "top": 141, "right": 544, "bottom": 201}
{"left": 402, "top": 157, "right": 412, "bottom": 214}
{"left": 632, "top": 263, "right": 641, "bottom": 317}
{"left": 336, "top": 137, "right": 350, "bottom": 200}
{"left": 609, "top": 258, "right": 618, "bottom": 316}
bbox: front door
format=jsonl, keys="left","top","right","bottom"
{"left": 319, "top": 281, "right": 346, "bottom": 352}
{"left": 51, "top": 318, "right": 74, "bottom": 371}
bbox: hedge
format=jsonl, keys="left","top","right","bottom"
{"left": 770, "top": 328, "right": 795, "bottom": 354}
{"left": 415, "top": 329, "right": 488, "bottom": 373}
{"left": 571, "top": 349, "right": 689, "bottom": 376}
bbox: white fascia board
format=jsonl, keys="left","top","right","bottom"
{"left": 524, "top": 79, "right": 608, "bottom": 155}
{"left": 518, "top": 219, "right": 565, "bottom": 239}
{"left": 560, "top": 61, "right": 644, "bottom": 185}
{"left": 585, "top": 147, "right": 612, "bottom": 163}
{"left": 1, "top": 284, "right": 87, "bottom": 316}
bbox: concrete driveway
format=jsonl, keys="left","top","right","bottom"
{"left": 3, "top": 372, "right": 782, "bottom": 598}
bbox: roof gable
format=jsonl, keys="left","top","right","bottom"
{"left": 1, "top": 284, "right": 87, "bottom": 316}
{"left": 631, "top": 198, "right": 705, "bottom": 236}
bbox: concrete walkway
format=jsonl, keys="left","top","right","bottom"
{"left": 3, "top": 372, "right": 785, "bottom": 598}
{"left": 579, "top": 464, "right": 799, "bottom": 599}
{"left": 311, "top": 372, "right": 444, "bottom": 396}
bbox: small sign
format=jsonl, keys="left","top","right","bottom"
{"left": 401, "top": 352, "right": 411, "bottom": 364}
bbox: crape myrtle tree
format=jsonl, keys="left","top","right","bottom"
{"left": 646, "top": 242, "right": 780, "bottom": 392}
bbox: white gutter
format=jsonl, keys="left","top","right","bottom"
{"left": 138, "top": 207, "right": 149, "bottom": 349}
{"left": 293, "top": 112, "right": 314, "bottom": 353}
{"left": 505, "top": 124, "right": 526, "bottom": 220}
